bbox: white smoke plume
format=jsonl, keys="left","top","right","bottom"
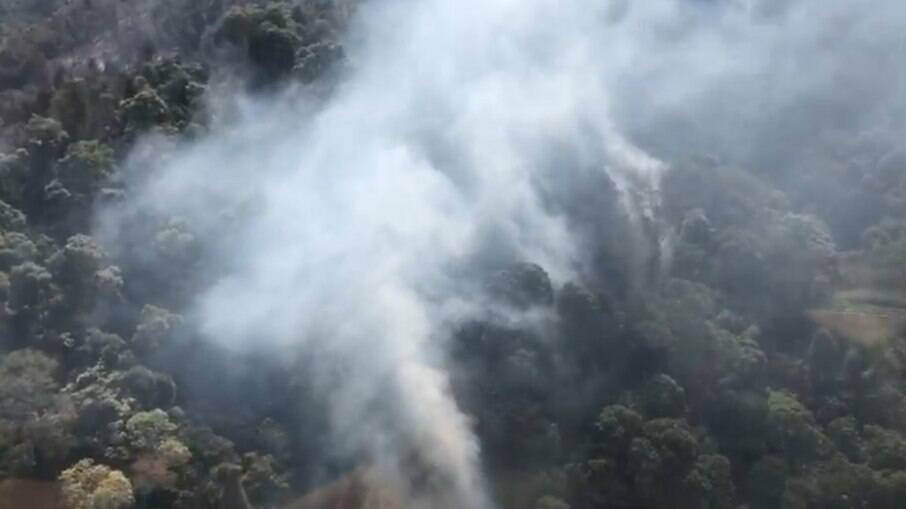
{"left": 96, "top": 0, "right": 906, "bottom": 506}
{"left": 100, "top": 0, "right": 662, "bottom": 505}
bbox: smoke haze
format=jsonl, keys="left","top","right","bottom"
{"left": 95, "top": 0, "right": 906, "bottom": 506}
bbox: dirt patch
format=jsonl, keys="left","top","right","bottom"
{"left": 0, "top": 480, "right": 61, "bottom": 509}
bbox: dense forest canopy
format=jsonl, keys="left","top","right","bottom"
{"left": 1, "top": 0, "right": 906, "bottom": 508}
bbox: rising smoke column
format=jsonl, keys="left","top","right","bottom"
{"left": 100, "top": 0, "right": 665, "bottom": 506}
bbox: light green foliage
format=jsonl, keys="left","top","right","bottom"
{"left": 219, "top": 2, "right": 301, "bottom": 78}
{"left": 159, "top": 437, "right": 192, "bottom": 467}
{"left": 47, "top": 73, "right": 120, "bottom": 142}
{"left": 557, "top": 282, "right": 606, "bottom": 325}
{"left": 663, "top": 163, "right": 837, "bottom": 318}
{"left": 487, "top": 262, "right": 554, "bottom": 309}
{"left": 874, "top": 471, "right": 906, "bottom": 509}
{"left": 125, "top": 409, "right": 178, "bottom": 451}
{"left": 136, "top": 57, "right": 208, "bottom": 128}
{"left": 219, "top": 3, "right": 295, "bottom": 44}
{"left": 121, "top": 365, "right": 177, "bottom": 409}
{"left": 679, "top": 208, "right": 714, "bottom": 246}
{"left": 638, "top": 373, "right": 687, "bottom": 418}
{"left": 630, "top": 418, "right": 734, "bottom": 509}
{"left": 593, "top": 405, "right": 644, "bottom": 455}
{"left": 78, "top": 329, "right": 129, "bottom": 367}
{"left": 766, "top": 390, "right": 830, "bottom": 463}
{"left": 92, "top": 265, "right": 124, "bottom": 301}
{"left": 59, "top": 459, "right": 135, "bottom": 509}
{"left": 0, "top": 349, "right": 76, "bottom": 475}
{"left": 250, "top": 22, "right": 299, "bottom": 77}
{"left": 826, "top": 416, "right": 864, "bottom": 463}
{"left": 55, "top": 140, "right": 114, "bottom": 196}
{"left": 0, "top": 271, "right": 8, "bottom": 301}
{"left": 662, "top": 162, "right": 783, "bottom": 231}
{"left": 636, "top": 278, "right": 718, "bottom": 354}
{"left": 782, "top": 457, "right": 878, "bottom": 509}
{"left": 132, "top": 304, "right": 184, "bottom": 354}
{"left": 64, "top": 363, "right": 148, "bottom": 460}
{"left": 0, "top": 348, "right": 59, "bottom": 419}
{"left": 64, "top": 366, "right": 178, "bottom": 462}
{"left": 241, "top": 452, "right": 290, "bottom": 506}
{"left": 533, "top": 495, "right": 570, "bottom": 509}
{"left": 0, "top": 199, "right": 26, "bottom": 231}
{"left": 129, "top": 434, "right": 192, "bottom": 495}
{"left": 626, "top": 436, "right": 661, "bottom": 496}
{"left": 705, "top": 387, "right": 770, "bottom": 461}
{"left": 64, "top": 360, "right": 180, "bottom": 465}
{"left": 57, "top": 234, "right": 107, "bottom": 280}
{"left": 583, "top": 406, "right": 736, "bottom": 509}
{"left": 120, "top": 82, "right": 170, "bottom": 133}
{"left": 501, "top": 348, "right": 542, "bottom": 390}
{"left": 256, "top": 418, "right": 290, "bottom": 460}
{"left": 143, "top": 220, "right": 200, "bottom": 303}
{"left": 639, "top": 418, "right": 699, "bottom": 472}
{"left": 0, "top": 231, "right": 38, "bottom": 269}
{"left": 154, "top": 219, "right": 198, "bottom": 267}
{"left": 49, "top": 79, "right": 91, "bottom": 141}
{"left": 49, "top": 234, "right": 115, "bottom": 313}
{"left": 26, "top": 114, "right": 69, "bottom": 149}
{"left": 714, "top": 323, "right": 766, "bottom": 381}
{"left": 637, "top": 279, "right": 767, "bottom": 391}
{"left": 864, "top": 425, "right": 906, "bottom": 470}
{"left": 0, "top": 150, "right": 29, "bottom": 205}
{"left": 807, "top": 328, "right": 846, "bottom": 385}
{"left": 688, "top": 454, "right": 735, "bottom": 509}
{"left": 867, "top": 150, "right": 906, "bottom": 217}
{"left": 672, "top": 209, "right": 714, "bottom": 280}
{"left": 179, "top": 424, "right": 237, "bottom": 467}
{"left": 863, "top": 221, "right": 906, "bottom": 267}
{"left": 294, "top": 40, "right": 345, "bottom": 83}
{"left": 747, "top": 456, "right": 787, "bottom": 509}
{"left": 217, "top": 1, "right": 346, "bottom": 84}
{"left": 714, "top": 210, "right": 835, "bottom": 315}
{"left": 556, "top": 281, "right": 617, "bottom": 372}
{"left": 773, "top": 212, "right": 837, "bottom": 259}
{"left": 8, "top": 261, "right": 54, "bottom": 313}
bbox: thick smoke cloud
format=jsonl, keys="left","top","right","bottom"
{"left": 96, "top": 0, "right": 906, "bottom": 506}
{"left": 611, "top": 0, "right": 906, "bottom": 172}
{"left": 604, "top": 0, "right": 906, "bottom": 245}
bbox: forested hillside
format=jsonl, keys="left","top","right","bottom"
{"left": 1, "top": 1, "right": 906, "bottom": 508}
